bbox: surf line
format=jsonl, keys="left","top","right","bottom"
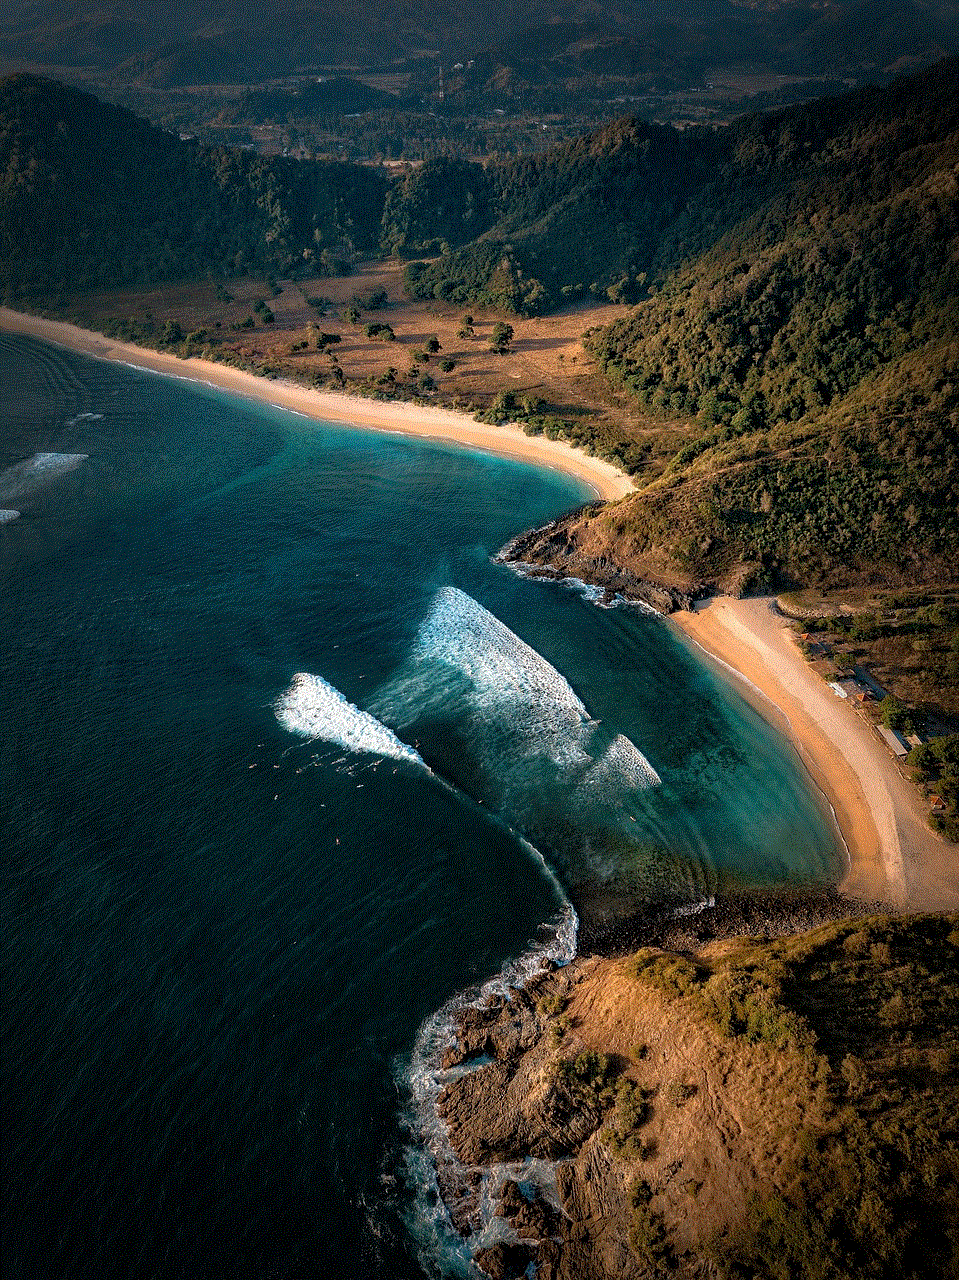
{"left": 273, "top": 669, "right": 572, "bottom": 906}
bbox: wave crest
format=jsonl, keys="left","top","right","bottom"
{"left": 274, "top": 672, "right": 425, "bottom": 767}
{"left": 0, "top": 451, "right": 88, "bottom": 504}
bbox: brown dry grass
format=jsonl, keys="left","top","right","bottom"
{"left": 59, "top": 261, "right": 695, "bottom": 477}
{"left": 561, "top": 954, "right": 825, "bottom": 1259}
{"left": 63, "top": 260, "right": 630, "bottom": 407}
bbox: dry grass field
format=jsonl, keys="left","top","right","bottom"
{"left": 56, "top": 259, "right": 701, "bottom": 489}
{"left": 61, "top": 260, "right": 678, "bottom": 428}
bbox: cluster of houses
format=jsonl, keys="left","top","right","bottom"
{"left": 800, "top": 634, "right": 925, "bottom": 762}
{"left": 797, "top": 629, "right": 950, "bottom": 821}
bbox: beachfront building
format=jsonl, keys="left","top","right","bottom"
{"left": 878, "top": 725, "right": 910, "bottom": 759}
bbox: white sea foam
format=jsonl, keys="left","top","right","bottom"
{"left": 65, "top": 412, "right": 103, "bottom": 424}
{"left": 577, "top": 731, "right": 661, "bottom": 795}
{"left": 414, "top": 585, "right": 590, "bottom": 715}
{"left": 0, "top": 452, "right": 88, "bottom": 503}
{"left": 0, "top": 509, "right": 19, "bottom": 523}
{"left": 402, "top": 586, "right": 660, "bottom": 787}
{"left": 673, "top": 894, "right": 716, "bottom": 917}
{"left": 500, "top": 557, "right": 663, "bottom": 615}
{"left": 274, "top": 671, "right": 426, "bottom": 766}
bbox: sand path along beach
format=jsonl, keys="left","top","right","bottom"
{"left": 672, "top": 597, "right": 959, "bottom": 911}
{"left": 0, "top": 309, "right": 634, "bottom": 501}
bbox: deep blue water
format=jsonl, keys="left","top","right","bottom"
{"left": 1, "top": 334, "right": 841, "bottom": 1279}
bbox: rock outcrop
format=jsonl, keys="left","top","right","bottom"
{"left": 426, "top": 912, "right": 959, "bottom": 1280}
{"left": 497, "top": 510, "right": 708, "bottom": 614}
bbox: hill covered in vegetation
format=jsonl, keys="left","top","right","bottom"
{"left": 438, "top": 910, "right": 959, "bottom": 1280}
{"left": 4, "top": 64, "right": 958, "bottom": 592}
{"left": 397, "top": 58, "right": 958, "bottom": 317}
{"left": 3, "top": 0, "right": 955, "bottom": 87}
{"left": 0, "top": 75, "right": 386, "bottom": 296}
{"left": 468, "top": 58, "right": 958, "bottom": 591}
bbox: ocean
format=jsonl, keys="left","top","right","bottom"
{"left": 0, "top": 332, "right": 842, "bottom": 1278}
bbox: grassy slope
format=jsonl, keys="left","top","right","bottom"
{"left": 396, "top": 60, "right": 959, "bottom": 591}
{"left": 576, "top": 60, "right": 959, "bottom": 586}
{"left": 516, "top": 913, "right": 959, "bottom": 1279}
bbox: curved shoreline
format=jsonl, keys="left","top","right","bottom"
{"left": 670, "top": 597, "right": 959, "bottom": 912}
{"left": 0, "top": 308, "right": 634, "bottom": 502}
{"left": 5, "top": 307, "right": 955, "bottom": 915}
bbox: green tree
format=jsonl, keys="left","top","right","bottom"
{"left": 490, "top": 321, "right": 514, "bottom": 354}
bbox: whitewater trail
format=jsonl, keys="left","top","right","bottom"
{"left": 274, "top": 595, "right": 710, "bottom": 916}
{"left": 0, "top": 451, "right": 88, "bottom": 518}
{"left": 367, "top": 587, "right": 720, "bottom": 914}
{"left": 274, "top": 672, "right": 426, "bottom": 767}
{"left": 274, "top": 667, "right": 573, "bottom": 907}
{"left": 378, "top": 585, "right": 660, "bottom": 788}
{"left": 398, "top": 902, "right": 578, "bottom": 1278}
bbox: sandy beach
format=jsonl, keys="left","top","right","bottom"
{"left": 5, "top": 308, "right": 955, "bottom": 913}
{"left": 672, "top": 597, "right": 959, "bottom": 911}
{"left": 0, "top": 309, "right": 634, "bottom": 502}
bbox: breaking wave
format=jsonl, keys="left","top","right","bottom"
{"left": 369, "top": 586, "right": 683, "bottom": 913}
{"left": 415, "top": 584, "right": 591, "bottom": 717}
{"left": 274, "top": 671, "right": 426, "bottom": 767}
{"left": 381, "top": 585, "right": 660, "bottom": 787}
{"left": 0, "top": 451, "right": 88, "bottom": 504}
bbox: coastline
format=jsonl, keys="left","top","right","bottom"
{"left": 670, "top": 596, "right": 959, "bottom": 912}
{"left": 0, "top": 308, "right": 634, "bottom": 502}
{"left": 6, "top": 307, "right": 954, "bottom": 915}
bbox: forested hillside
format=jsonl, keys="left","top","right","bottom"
{"left": 398, "top": 58, "right": 958, "bottom": 321}
{"left": 400, "top": 58, "right": 959, "bottom": 589}
{"left": 0, "top": 75, "right": 386, "bottom": 295}
{"left": 390, "top": 119, "right": 708, "bottom": 311}
{"left": 4, "top": 63, "right": 958, "bottom": 590}
{"left": 589, "top": 57, "right": 959, "bottom": 423}
{"left": 3, "top": 0, "right": 955, "bottom": 85}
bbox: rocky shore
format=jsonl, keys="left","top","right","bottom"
{"left": 497, "top": 514, "right": 707, "bottom": 615}
{"left": 430, "top": 886, "right": 887, "bottom": 1280}
{"left": 576, "top": 884, "right": 880, "bottom": 955}
{"left": 434, "top": 956, "right": 635, "bottom": 1280}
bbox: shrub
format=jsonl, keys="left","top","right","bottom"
{"left": 631, "top": 950, "right": 704, "bottom": 996}
{"left": 536, "top": 992, "right": 567, "bottom": 1019}
{"left": 665, "top": 1079, "right": 697, "bottom": 1106}
{"left": 364, "top": 322, "right": 395, "bottom": 340}
{"left": 552, "top": 1050, "right": 616, "bottom": 1102}
{"left": 605, "top": 1079, "right": 653, "bottom": 1159}
{"left": 628, "top": 1180, "right": 671, "bottom": 1268}
{"left": 350, "top": 288, "right": 388, "bottom": 311}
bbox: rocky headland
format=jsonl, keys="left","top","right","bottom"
{"left": 497, "top": 512, "right": 709, "bottom": 615}
{"left": 431, "top": 909, "right": 959, "bottom": 1280}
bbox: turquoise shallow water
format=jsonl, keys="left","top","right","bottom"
{"left": 1, "top": 333, "right": 842, "bottom": 1278}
